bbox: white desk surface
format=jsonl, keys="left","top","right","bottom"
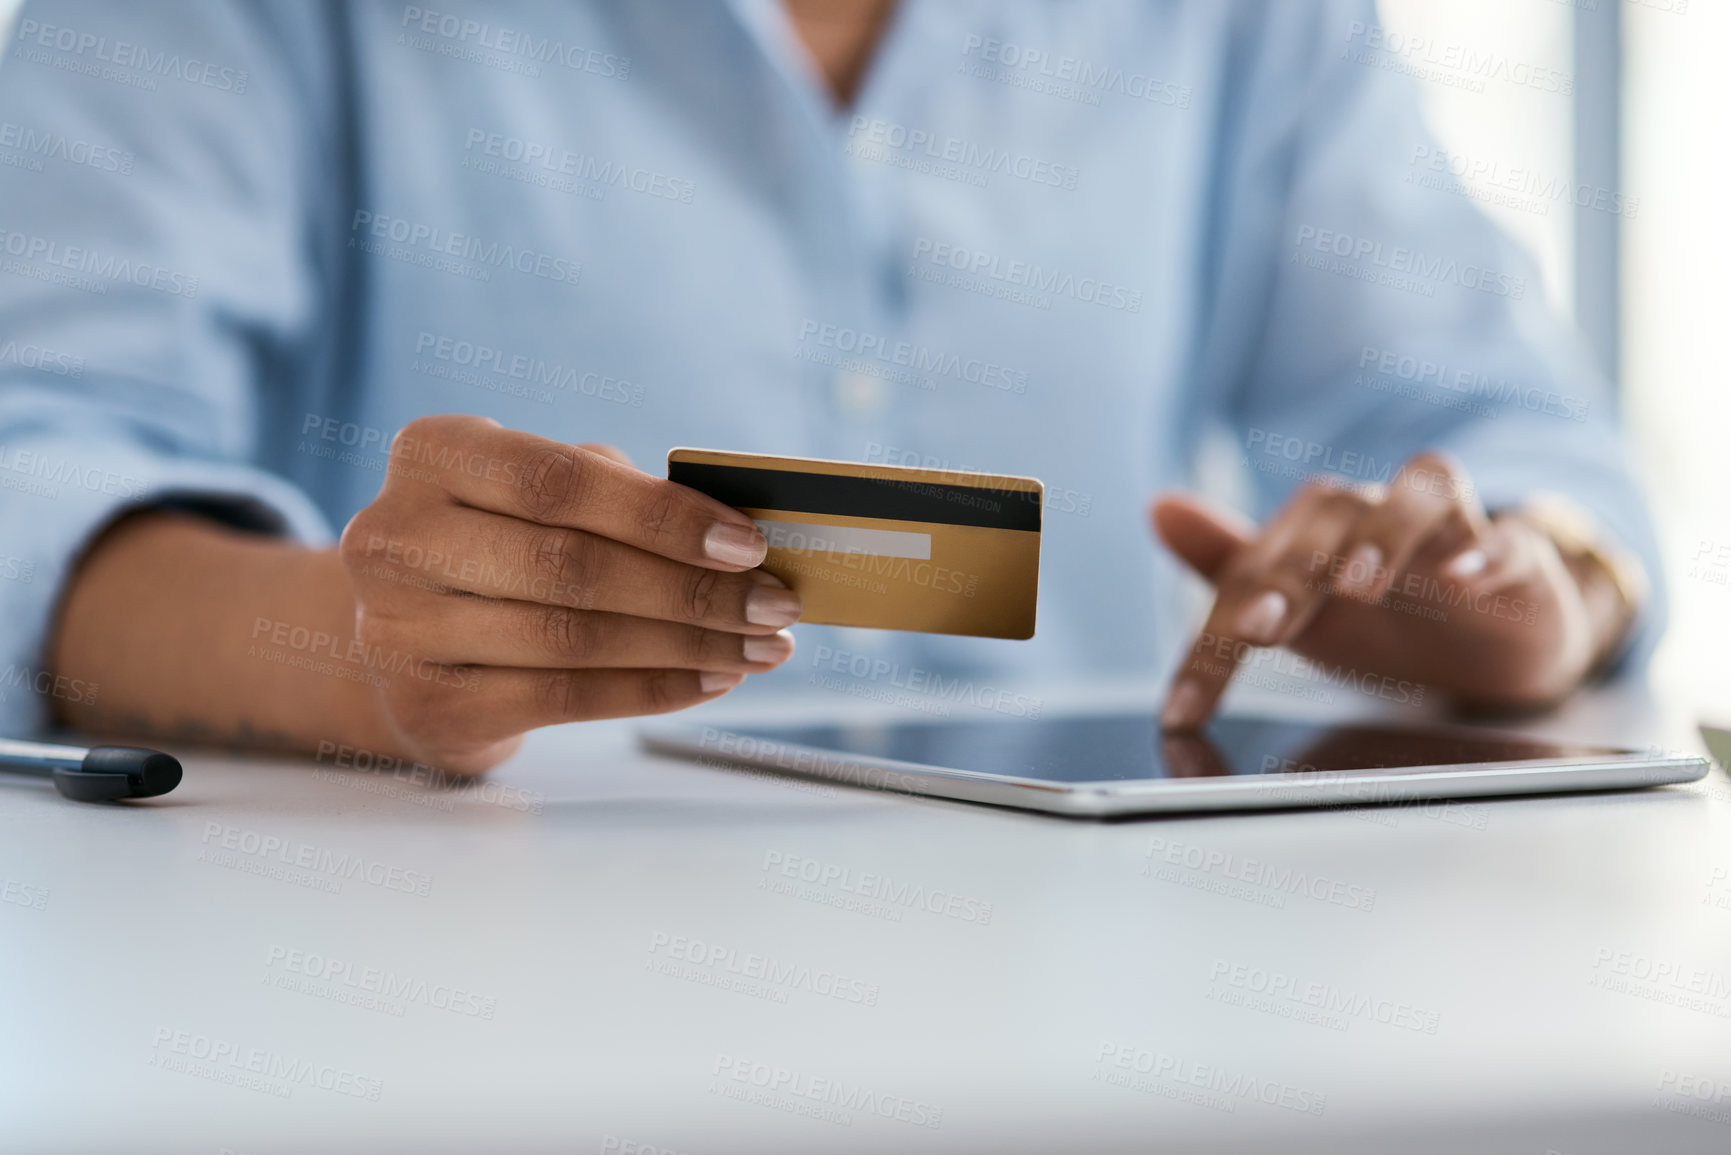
{"left": 4, "top": 680, "right": 1730, "bottom": 1155}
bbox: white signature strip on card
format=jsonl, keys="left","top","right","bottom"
{"left": 754, "top": 519, "right": 933, "bottom": 560}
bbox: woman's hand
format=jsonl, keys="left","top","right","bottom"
{"left": 337, "top": 416, "right": 801, "bottom": 772}
{"left": 1153, "top": 451, "right": 1635, "bottom": 729}
{"left": 50, "top": 416, "right": 800, "bottom": 775}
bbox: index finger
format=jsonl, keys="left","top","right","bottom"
{"left": 1159, "top": 483, "right": 1362, "bottom": 730}
{"left": 389, "top": 416, "right": 769, "bottom": 570}
{"left": 1161, "top": 605, "right": 1256, "bottom": 733}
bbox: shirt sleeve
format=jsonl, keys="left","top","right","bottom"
{"left": 1192, "top": 0, "right": 1664, "bottom": 671}
{"left": 0, "top": 0, "right": 334, "bottom": 735}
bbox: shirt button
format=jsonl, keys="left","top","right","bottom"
{"left": 833, "top": 369, "right": 888, "bottom": 419}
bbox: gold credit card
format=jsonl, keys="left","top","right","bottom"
{"left": 668, "top": 448, "right": 1042, "bottom": 639}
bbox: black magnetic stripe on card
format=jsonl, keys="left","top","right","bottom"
{"left": 669, "top": 462, "right": 1042, "bottom": 532}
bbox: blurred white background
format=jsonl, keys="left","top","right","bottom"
{"left": 1622, "top": 1, "right": 1731, "bottom": 724}
{"left": 0, "top": 0, "right": 1724, "bottom": 720}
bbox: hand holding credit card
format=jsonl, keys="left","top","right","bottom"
{"left": 668, "top": 449, "right": 1043, "bottom": 639}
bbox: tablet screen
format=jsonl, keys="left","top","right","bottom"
{"left": 720, "top": 715, "right": 1633, "bottom": 784}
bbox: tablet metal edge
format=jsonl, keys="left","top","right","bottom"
{"left": 637, "top": 720, "right": 1711, "bottom": 819}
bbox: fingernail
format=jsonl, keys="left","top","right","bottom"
{"left": 704, "top": 522, "right": 767, "bottom": 568}
{"left": 1161, "top": 681, "right": 1208, "bottom": 729}
{"left": 1339, "top": 543, "right": 1383, "bottom": 593}
{"left": 745, "top": 585, "right": 801, "bottom": 628}
{"left": 1235, "top": 590, "right": 1288, "bottom": 644}
{"left": 742, "top": 630, "right": 795, "bottom": 665}
{"left": 1445, "top": 548, "right": 1487, "bottom": 579}
{"left": 699, "top": 671, "right": 746, "bottom": 694}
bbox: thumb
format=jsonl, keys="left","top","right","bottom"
{"left": 1149, "top": 492, "right": 1255, "bottom": 584}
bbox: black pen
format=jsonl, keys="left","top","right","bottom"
{"left": 0, "top": 738, "right": 182, "bottom": 802}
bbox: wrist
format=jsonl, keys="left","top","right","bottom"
{"left": 49, "top": 511, "right": 391, "bottom": 755}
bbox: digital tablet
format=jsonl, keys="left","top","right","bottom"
{"left": 638, "top": 713, "right": 1712, "bottom": 817}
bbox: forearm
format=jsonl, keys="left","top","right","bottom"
{"left": 48, "top": 511, "right": 400, "bottom": 756}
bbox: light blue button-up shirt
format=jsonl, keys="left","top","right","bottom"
{"left": 0, "top": 0, "right": 1661, "bottom": 734}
